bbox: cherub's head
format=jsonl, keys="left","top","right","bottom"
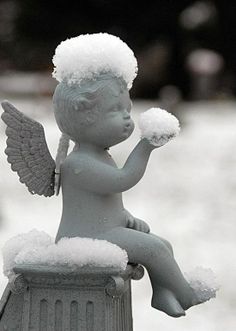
{"left": 53, "top": 73, "right": 134, "bottom": 148}
{"left": 52, "top": 33, "right": 138, "bottom": 148}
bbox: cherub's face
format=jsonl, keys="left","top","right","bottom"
{"left": 82, "top": 80, "right": 134, "bottom": 148}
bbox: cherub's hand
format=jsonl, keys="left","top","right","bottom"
{"left": 127, "top": 217, "right": 150, "bottom": 233}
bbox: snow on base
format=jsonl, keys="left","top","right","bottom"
{"left": 52, "top": 33, "right": 138, "bottom": 89}
{"left": 2, "top": 230, "right": 128, "bottom": 278}
{"left": 138, "top": 108, "right": 180, "bottom": 147}
{"left": 185, "top": 266, "right": 219, "bottom": 302}
{"left": 2, "top": 230, "right": 53, "bottom": 278}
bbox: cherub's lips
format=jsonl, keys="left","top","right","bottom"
{"left": 124, "top": 121, "right": 132, "bottom": 128}
{"left": 124, "top": 123, "right": 131, "bottom": 132}
{"left": 123, "top": 123, "right": 134, "bottom": 137}
{"left": 123, "top": 121, "right": 134, "bottom": 135}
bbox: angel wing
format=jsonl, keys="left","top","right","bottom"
{"left": 1, "top": 101, "right": 56, "bottom": 197}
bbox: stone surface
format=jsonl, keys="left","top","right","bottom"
{"left": 0, "top": 264, "right": 144, "bottom": 331}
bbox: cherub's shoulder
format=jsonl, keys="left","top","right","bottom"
{"left": 62, "top": 151, "right": 96, "bottom": 172}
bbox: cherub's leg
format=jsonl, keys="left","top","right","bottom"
{"left": 98, "top": 227, "right": 198, "bottom": 317}
{"left": 150, "top": 233, "right": 174, "bottom": 256}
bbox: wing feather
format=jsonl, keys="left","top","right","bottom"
{"left": 1, "top": 101, "right": 55, "bottom": 197}
{"left": 5, "top": 147, "right": 21, "bottom": 156}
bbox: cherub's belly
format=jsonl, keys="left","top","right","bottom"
{"left": 56, "top": 192, "right": 126, "bottom": 241}
{"left": 56, "top": 213, "right": 126, "bottom": 241}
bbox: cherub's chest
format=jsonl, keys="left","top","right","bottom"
{"left": 92, "top": 152, "right": 118, "bottom": 168}
{"left": 62, "top": 153, "right": 118, "bottom": 184}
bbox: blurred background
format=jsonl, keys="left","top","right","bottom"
{"left": 0, "top": 0, "right": 236, "bottom": 99}
{"left": 0, "top": 1, "right": 236, "bottom": 330}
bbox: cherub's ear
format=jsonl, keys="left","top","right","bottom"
{"left": 73, "top": 97, "right": 90, "bottom": 111}
{"left": 73, "top": 97, "right": 97, "bottom": 126}
{"left": 84, "top": 108, "right": 98, "bottom": 126}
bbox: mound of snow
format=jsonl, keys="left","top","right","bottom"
{"left": 185, "top": 266, "right": 219, "bottom": 302}
{"left": 2, "top": 230, "right": 128, "bottom": 278}
{"left": 138, "top": 107, "right": 180, "bottom": 147}
{"left": 52, "top": 33, "right": 138, "bottom": 89}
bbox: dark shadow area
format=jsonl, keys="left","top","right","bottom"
{"left": 0, "top": 0, "right": 236, "bottom": 99}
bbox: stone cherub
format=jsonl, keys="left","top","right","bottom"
{"left": 1, "top": 33, "right": 215, "bottom": 318}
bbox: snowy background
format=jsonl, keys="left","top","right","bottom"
{"left": 0, "top": 96, "right": 236, "bottom": 330}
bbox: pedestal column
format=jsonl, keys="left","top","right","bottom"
{"left": 0, "top": 264, "right": 144, "bottom": 331}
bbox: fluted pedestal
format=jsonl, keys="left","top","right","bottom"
{"left": 0, "top": 264, "right": 144, "bottom": 331}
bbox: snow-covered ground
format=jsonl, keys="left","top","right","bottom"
{"left": 0, "top": 96, "right": 236, "bottom": 330}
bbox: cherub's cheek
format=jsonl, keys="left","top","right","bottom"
{"left": 74, "top": 168, "right": 82, "bottom": 175}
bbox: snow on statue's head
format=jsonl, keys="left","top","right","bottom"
{"left": 52, "top": 33, "right": 138, "bottom": 143}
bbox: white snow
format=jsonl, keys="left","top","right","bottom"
{"left": 2, "top": 229, "right": 53, "bottom": 278}
{"left": 52, "top": 33, "right": 138, "bottom": 89}
{"left": 2, "top": 230, "right": 128, "bottom": 278}
{"left": 185, "top": 266, "right": 219, "bottom": 302}
{"left": 138, "top": 107, "right": 180, "bottom": 147}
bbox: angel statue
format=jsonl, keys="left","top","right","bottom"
{"left": 1, "top": 33, "right": 216, "bottom": 318}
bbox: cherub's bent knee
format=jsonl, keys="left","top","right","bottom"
{"left": 99, "top": 228, "right": 173, "bottom": 264}
{"left": 125, "top": 231, "right": 173, "bottom": 262}
{"left": 161, "top": 238, "right": 174, "bottom": 256}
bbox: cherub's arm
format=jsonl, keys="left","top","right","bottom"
{"left": 74, "top": 139, "right": 157, "bottom": 194}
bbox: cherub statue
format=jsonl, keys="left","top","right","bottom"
{"left": 1, "top": 33, "right": 215, "bottom": 318}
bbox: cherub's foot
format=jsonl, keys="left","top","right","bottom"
{"left": 151, "top": 288, "right": 186, "bottom": 318}
{"left": 181, "top": 288, "right": 213, "bottom": 310}
{"left": 181, "top": 287, "right": 204, "bottom": 311}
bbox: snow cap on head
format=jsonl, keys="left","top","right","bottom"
{"left": 52, "top": 33, "right": 138, "bottom": 89}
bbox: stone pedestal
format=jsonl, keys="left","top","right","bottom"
{"left": 0, "top": 264, "right": 144, "bottom": 331}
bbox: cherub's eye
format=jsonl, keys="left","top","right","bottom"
{"left": 110, "top": 105, "right": 120, "bottom": 113}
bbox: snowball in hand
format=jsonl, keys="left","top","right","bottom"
{"left": 138, "top": 107, "right": 180, "bottom": 147}
{"left": 52, "top": 33, "right": 138, "bottom": 89}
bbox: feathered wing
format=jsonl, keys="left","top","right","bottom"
{"left": 1, "top": 101, "right": 56, "bottom": 197}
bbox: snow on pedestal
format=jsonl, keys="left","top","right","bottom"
{"left": 2, "top": 230, "right": 128, "bottom": 279}
{"left": 0, "top": 231, "right": 144, "bottom": 331}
